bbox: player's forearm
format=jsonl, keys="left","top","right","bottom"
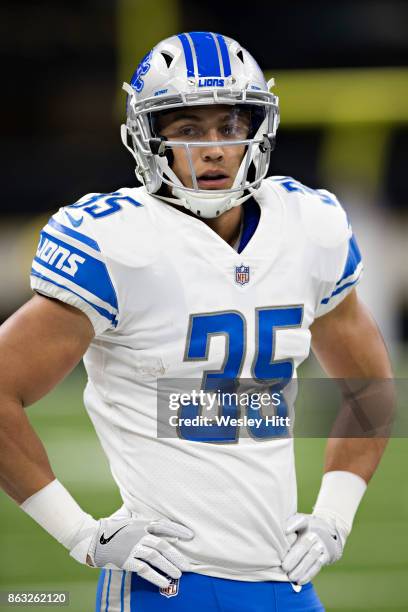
{"left": 322, "top": 436, "right": 388, "bottom": 483}
{"left": 0, "top": 296, "right": 94, "bottom": 503}
{"left": 312, "top": 291, "right": 394, "bottom": 482}
{"left": 0, "top": 396, "right": 55, "bottom": 503}
{"left": 323, "top": 368, "right": 394, "bottom": 482}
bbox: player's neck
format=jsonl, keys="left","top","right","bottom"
{"left": 201, "top": 205, "right": 242, "bottom": 246}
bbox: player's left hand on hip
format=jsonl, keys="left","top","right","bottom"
{"left": 282, "top": 513, "right": 348, "bottom": 585}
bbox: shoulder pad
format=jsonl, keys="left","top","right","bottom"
{"left": 57, "top": 187, "right": 159, "bottom": 267}
{"left": 299, "top": 189, "right": 351, "bottom": 249}
{"left": 269, "top": 176, "right": 351, "bottom": 248}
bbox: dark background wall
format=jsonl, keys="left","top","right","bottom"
{"left": 2, "top": 0, "right": 407, "bottom": 216}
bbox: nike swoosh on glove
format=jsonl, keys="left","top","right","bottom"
{"left": 87, "top": 516, "right": 194, "bottom": 588}
{"left": 282, "top": 513, "right": 348, "bottom": 585}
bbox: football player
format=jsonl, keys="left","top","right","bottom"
{"left": 0, "top": 32, "right": 392, "bottom": 611}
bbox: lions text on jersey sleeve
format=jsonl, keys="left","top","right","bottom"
{"left": 30, "top": 177, "right": 362, "bottom": 581}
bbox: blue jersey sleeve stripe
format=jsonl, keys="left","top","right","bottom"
{"left": 216, "top": 34, "right": 232, "bottom": 77}
{"left": 178, "top": 33, "right": 195, "bottom": 78}
{"left": 36, "top": 231, "right": 118, "bottom": 310}
{"left": 321, "top": 275, "right": 361, "bottom": 305}
{"left": 31, "top": 270, "right": 118, "bottom": 326}
{"left": 48, "top": 217, "right": 101, "bottom": 252}
{"left": 189, "top": 31, "right": 221, "bottom": 77}
{"left": 336, "top": 234, "right": 362, "bottom": 286}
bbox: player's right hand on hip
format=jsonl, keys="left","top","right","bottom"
{"left": 87, "top": 516, "right": 194, "bottom": 588}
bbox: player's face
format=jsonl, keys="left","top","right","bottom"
{"left": 157, "top": 105, "right": 250, "bottom": 190}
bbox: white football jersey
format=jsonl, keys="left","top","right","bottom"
{"left": 30, "top": 176, "right": 362, "bottom": 581}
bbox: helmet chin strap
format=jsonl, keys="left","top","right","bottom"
{"left": 172, "top": 189, "right": 244, "bottom": 218}
{"left": 155, "top": 188, "right": 254, "bottom": 218}
{"left": 152, "top": 118, "right": 268, "bottom": 218}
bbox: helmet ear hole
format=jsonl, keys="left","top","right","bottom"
{"left": 236, "top": 49, "right": 244, "bottom": 63}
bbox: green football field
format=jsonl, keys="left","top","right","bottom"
{"left": 1, "top": 365, "right": 407, "bottom": 611}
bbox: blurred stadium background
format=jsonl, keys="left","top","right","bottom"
{"left": 1, "top": 0, "right": 407, "bottom": 610}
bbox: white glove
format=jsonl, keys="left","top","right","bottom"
{"left": 20, "top": 481, "right": 194, "bottom": 589}
{"left": 282, "top": 513, "right": 348, "bottom": 585}
{"left": 86, "top": 515, "right": 194, "bottom": 588}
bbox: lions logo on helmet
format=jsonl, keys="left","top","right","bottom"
{"left": 130, "top": 50, "right": 153, "bottom": 93}
{"left": 121, "top": 31, "right": 280, "bottom": 219}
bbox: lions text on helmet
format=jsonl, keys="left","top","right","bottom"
{"left": 121, "top": 31, "right": 279, "bottom": 218}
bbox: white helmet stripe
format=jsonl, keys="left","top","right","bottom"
{"left": 216, "top": 34, "right": 232, "bottom": 77}
{"left": 212, "top": 34, "right": 225, "bottom": 78}
{"left": 177, "top": 33, "right": 195, "bottom": 78}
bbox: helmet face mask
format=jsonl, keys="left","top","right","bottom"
{"left": 121, "top": 32, "right": 279, "bottom": 218}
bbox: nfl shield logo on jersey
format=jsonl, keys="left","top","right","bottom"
{"left": 159, "top": 578, "right": 179, "bottom": 598}
{"left": 235, "top": 264, "right": 250, "bottom": 286}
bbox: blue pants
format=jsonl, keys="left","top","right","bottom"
{"left": 96, "top": 570, "right": 325, "bottom": 611}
